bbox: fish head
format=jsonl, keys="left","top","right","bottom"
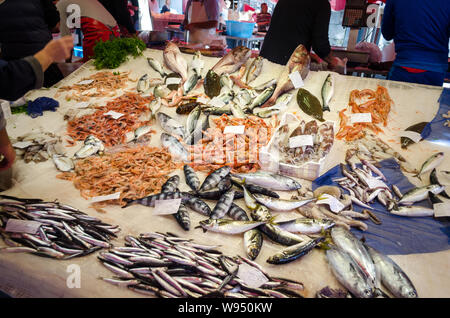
{"left": 231, "top": 46, "right": 251, "bottom": 62}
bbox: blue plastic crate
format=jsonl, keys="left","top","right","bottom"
{"left": 226, "top": 20, "right": 255, "bottom": 38}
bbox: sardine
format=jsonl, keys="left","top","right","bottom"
{"left": 321, "top": 73, "right": 334, "bottom": 112}
{"left": 160, "top": 133, "right": 190, "bottom": 162}
{"left": 157, "top": 112, "right": 186, "bottom": 140}
{"left": 232, "top": 171, "right": 302, "bottom": 191}
{"left": 267, "top": 237, "right": 324, "bottom": 265}
{"left": 147, "top": 57, "right": 167, "bottom": 77}
{"left": 183, "top": 165, "right": 201, "bottom": 192}
{"left": 326, "top": 246, "right": 374, "bottom": 298}
{"left": 365, "top": 244, "right": 418, "bottom": 298}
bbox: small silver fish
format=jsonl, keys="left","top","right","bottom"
{"left": 160, "top": 133, "right": 190, "bottom": 162}
{"left": 414, "top": 152, "right": 444, "bottom": 180}
{"left": 198, "top": 218, "right": 266, "bottom": 235}
{"left": 230, "top": 102, "right": 246, "bottom": 118}
{"left": 157, "top": 112, "right": 186, "bottom": 140}
{"left": 248, "top": 85, "right": 275, "bottom": 111}
{"left": 137, "top": 74, "right": 151, "bottom": 93}
{"left": 321, "top": 73, "right": 334, "bottom": 112}
{"left": 191, "top": 51, "right": 204, "bottom": 77}
{"left": 245, "top": 56, "right": 263, "bottom": 84}
{"left": 147, "top": 57, "right": 167, "bottom": 77}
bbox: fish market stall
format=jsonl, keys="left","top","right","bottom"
{"left": 0, "top": 43, "right": 449, "bottom": 299}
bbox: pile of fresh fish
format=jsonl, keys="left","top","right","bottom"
{"left": 12, "top": 132, "right": 64, "bottom": 164}
{"left": 0, "top": 196, "right": 120, "bottom": 259}
{"left": 326, "top": 227, "right": 418, "bottom": 298}
{"left": 97, "top": 231, "right": 305, "bottom": 298}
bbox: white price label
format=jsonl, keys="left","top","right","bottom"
{"left": 104, "top": 111, "right": 124, "bottom": 119}
{"left": 399, "top": 130, "right": 422, "bottom": 143}
{"left": 208, "top": 97, "right": 226, "bottom": 108}
{"left": 365, "top": 177, "right": 388, "bottom": 190}
{"left": 223, "top": 125, "right": 245, "bottom": 135}
{"left": 5, "top": 219, "right": 42, "bottom": 234}
{"left": 91, "top": 192, "right": 121, "bottom": 203}
{"left": 1, "top": 102, "right": 12, "bottom": 119}
{"left": 289, "top": 71, "right": 304, "bottom": 89}
{"left": 166, "top": 77, "right": 182, "bottom": 85}
{"left": 350, "top": 113, "right": 372, "bottom": 124}
{"left": 317, "top": 193, "right": 345, "bottom": 213}
{"left": 77, "top": 79, "right": 94, "bottom": 85}
{"left": 13, "top": 141, "right": 35, "bottom": 149}
{"left": 153, "top": 198, "right": 182, "bottom": 215}
{"left": 197, "top": 96, "right": 210, "bottom": 104}
{"left": 236, "top": 262, "right": 269, "bottom": 288}
{"left": 289, "top": 135, "right": 314, "bottom": 148}
{"left": 434, "top": 202, "right": 450, "bottom": 217}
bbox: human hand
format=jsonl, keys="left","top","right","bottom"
{"left": 34, "top": 36, "right": 74, "bottom": 71}
{"left": 0, "top": 139, "right": 15, "bottom": 172}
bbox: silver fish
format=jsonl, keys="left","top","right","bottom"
{"left": 160, "top": 133, "right": 190, "bottom": 162}
{"left": 253, "top": 78, "right": 277, "bottom": 92}
{"left": 245, "top": 56, "right": 263, "bottom": 84}
{"left": 248, "top": 85, "right": 275, "bottom": 111}
{"left": 229, "top": 102, "right": 246, "bottom": 118}
{"left": 185, "top": 106, "right": 202, "bottom": 135}
{"left": 266, "top": 237, "right": 324, "bottom": 265}
{"left": 211, "top": 46, "right": 251, "bottom": 76}
{"left": 198, "top": 218, "right": 266, "bottom": 235}
{"left": 235, "top": 89, "right": 252, "bottom": 106}
{"left": 183, "top": 73, "right": 200, "bottom": 95}
{"left": 149, "top": 97, "right": 161, "bottom": 119}
{"left": 390, "top": 206, "right": 434, "bottom": 217}
{"left": 398, "top": 184, "right": 445, "bottom": 205}
{"left": 154, "top": 84, "right": 171, "bottom": 98}
{"left": 191, "top": 51, "right": 204, "bottom": 77}
{"left": 147, "top": 57, "right": 167, "bottom": 77}
{"left": 321, "top": 73, "right": 334, "bottom": 112}
{"left": 232, "top": 171, "right": 302, "bottom": 191}
{"left": 331, "top": 227, "right": 378, "bottom": 287}
{"left": 326, "top": 246, "right": 374, "bottom": 298}
{"left": 157, "top": 112, "right": 186, "bottom": 140}
{"left": 253, "top": 194, "right": 315, "bottom": 212}
{"left": 414, "top": 152, "right": 444, "bottom": 180}
{"left": 276, "top": 218, "right": 335, "bottom": 234}
{"left": 365, "top": 244, "right": 418, "bottom": 298}
{"left": 137, "top": 74, "right": 151, "bottom": 93}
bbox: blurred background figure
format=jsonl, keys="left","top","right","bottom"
{"left": 161, "top": 0, "right": 171, "bottom": 13}
{"left": 255, "top": 2, "right": 271, "bottom": 33}
{"left": 98, "top": 0, "right": 137, "bottom": 35}
{"left": 148, "top": 0, "right": 160, "bottom": 13}
{"left": 0, "top": 0, "right": 64, "bottom": 87}
{"left": 57, "top": 0, "right": 120, "bottom": 61}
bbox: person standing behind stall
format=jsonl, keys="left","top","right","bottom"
{"left": 259, "top": 0, "right": 345, "bottom": 72}
{"left": 0, "top": 0, "right": 65, "bottom": 87}
{"left": 57, "top": 0, "right": 121, "bottom": 61}
{"left": 381, "top": 0, "right": 450, "bottom": 87}
{"left": 98, "top": 0, "right": 137, "bottom": 35}
{"left": 255, "top": 2, "right": 271, "bottom": 33}
{"left": 161, "top": 0, "right": 171, "bottom": 13}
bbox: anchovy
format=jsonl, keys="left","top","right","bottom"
{"left": 232, "top": 171, "right": 302, "bottom": 191}
{"left": 267, "top": 237, "right": 324, "bottom": 265}
{"left": 210, "top": 189, "right": 236, "bottom": 219}
{"left": 365, "top": 244, "right": 418, "bottom": 298}
{"left": 326, "top": 246, "right": 374, "bottom": 298}
{"left": 253, "top": 194, "right": 315, "bottom": 212}
{"left": 199, "top": 166, "right": 232, "bottom": 192}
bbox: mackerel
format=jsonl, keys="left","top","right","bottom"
{"left": 232, "top": 171, "right": 301, "bottom": 191}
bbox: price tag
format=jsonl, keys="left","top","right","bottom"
{"left": 91, "top": 192, "right": 121, "bottom": 203}
{"left": 289, "top": 135, "right": 314, "bottom": 148}
{"left": 365, "top": 177, "right": 388, "bottom": 190}
{"left": 153, "top": 198, "right": 182, "bottom": 215}
{"left": 197, "top": 96, "right": 210, "bottom": 104}
{"left": 236, "top": 262, "right": 269, "bottom": 288}
{"left": 5, "top": 219, "right": 42, "bottom": 234}
{"left": 1, "top": 101, "right": 12, "bottom": 119}
{"left": 208, "top": 97, "right": 226, "bottom": 108}
{"left": 223, "top": 125, "right": 245, "bottom": 135}
{"left": 12, "top": 141, "right": 35, "bottom": 149}
{"left": 399, "top": 131, "right": 422, "bottom": 143}
{"left": 434, "top": 202, "right": 450, "bottom": 217}
{"left": 288, "top": 71, "right": 304, "bottom": 89}
{"left": 77, "top": 79, "right": 94, "bottom": 85}
{"left": 104, "top": 111, "right": 124, "bottom": 119}
{"left": 317, "top": 194, "right": 345, "bottom": 213}
{"left": 350, "top": 113, "right": 372, "bottom": 124}
{"left": 166, "top": 77, "right": 181, "bottom": 85}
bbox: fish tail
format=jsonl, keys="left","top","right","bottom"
{"left": 323, "top": 105, "right": 330, "bottom": 112}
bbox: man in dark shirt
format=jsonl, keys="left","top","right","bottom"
{"left": 98, "top": 0, "right": 136, "bottom": 34}
{"left": 256, "top": 3, "right": 271, "bottom": 33}
{"left": 260, "top": 0, "right": 343, "bottom": 70}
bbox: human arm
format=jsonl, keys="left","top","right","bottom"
{"left": 0, "top": 124, "right": 15, "bottom": 172}
{"left": 310, "top": 0, "right": 331, "bottom": 60}
{"left": 381, "top": 0, "right": 395, "bottom": 41}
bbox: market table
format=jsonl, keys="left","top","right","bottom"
{"left": 0, "top": 48, "right": 449, "bottom": 298}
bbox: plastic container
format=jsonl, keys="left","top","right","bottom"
{"left": 73, "top": 46, "right": 83, "bottom": 58}
{"left": 259, "top": 113, "right": 336, "bottom": 181}
{"left": 225, "top": 20, "right": 255, "bottom": 38}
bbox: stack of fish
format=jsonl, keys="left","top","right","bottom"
{"left": 326, "top": 227, "right": 418, "bottom": 298}
{"left": 12, "top": 132, "right": 64, "bottom": 164}
{"left": 97, "top": 231, "right": 305, "bottom": 298}
{"left": 0, "top": 196, "right": 120, "bottom": 259}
